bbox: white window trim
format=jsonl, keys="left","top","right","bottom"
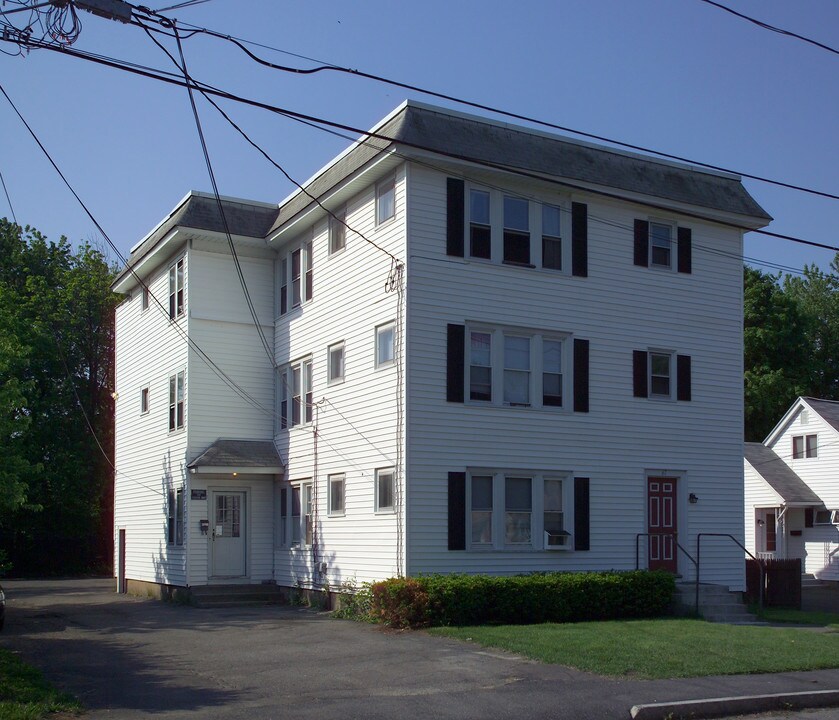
{"left": 167, "top": 487, "right": 184, "bottom": 546}
{"left": 329, "top": 207, "right": 348, "bottom": 255}
{"left": 375, "top": 175, "right": 397, "bottom": 226}
{"left": 140, "top": 385, "right": 149, "bottom": 415}
{"left": 648, "top": 218, "right": 676, "bottom": 271}
{"left": 168, "top": 257, "right": 185, "bottom": 319}
{"left": 375, "top": 322, "right": 396, "bottom": 370}
{"left": 465, "top": 469, "right": 574, "bottom": 552}
{"left": 279, "top": 357, "right": 313, "bottom": 430}
{"left": 141, "top": 285, "right": 150, "bottom": 313}
{"left": 374, "top": 467, "right": 395, "bottom": 513}
{"left": 290, "top": 480, "right": 313, "bottom": 547}
{"left": 648, "top": 349, "right": 675, "bottom": 401}
{"left": 328, "top": 473, "right": 346, "bottom": 517}
{"left": 168, "top": 370, "right": 185, "bottom": 433}
{"left": 278, "top": 237, "right": 313, "bottom": 316}
{"left": 465, "top": 325, "right": 570, "bottom": 411}
{"left": 327, "top": 342, "right": 345, "bottom": 385}
{"left": 465, "top": 183, "right": 570, "bottom": 273}
{"left": 792, "top": 434, "right": 818, "bottom": 459}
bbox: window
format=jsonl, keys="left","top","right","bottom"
{"left": 649, "top": 352, "right": 671, "bottom": 397}
{"left": 465, "top": 470, "right": 574, "bottom": 551}
{"left": 328, "top": 342, "right": 345, "bottom": 384}
{"left": 542, "top": 205, "right": 562, "bottom": 271}
{"left": 503, "top": 196, "right": 530, "bottom": 265}
{"left": 277, "top": 487, "right": 288, "bottom": 548}
{"left": 376, "top": 322, "right": 395, "bottom": 368}
{"left": 140, "top": 386, "right": 149, "bottom": 415}
{"left": 792, "top": 434, "right": 817, "bottom": 459}
{"left": 814, "top": 509, "right": 839, "bottom": 525}
{"left": 375, "top": 468, "right": 394, "bottom": 512}
{"left": 168, "top": 258, "right": 184, "bottom": 319}
{"left": 376, "top": 176, "right": 396, "bottom": 225}
{"left": 649, "top": 222, "right": 672, "bottom": 268}
{"left": 167, "top": 488, "right": 184, "bottom": 546}
{"left": 279, "top": 359, "right": 312, "bottom": 429}
{"left": 278, "top": 242, "right": 313, "bottom": 315}
{"left": 329, "top": 474, "right": 345, "bottom": 516}
{"left": 469, "top": 189, "right": 491, "bottom": 259}
{"left": 291, "top": 482, "right": 313, "bottom": 546}
{"left": 542, "top": 340, "right": 562, "bottom": 407}
{"left": 329, "top": 207, "right": 346, "bottom": 254}
{"left": 141, "top": 286, "right": 149, "bottom": 312}
{"left": 168, "top": 371, "right": 184, "bottom": 431}
{"left": 503, "top": 335, "right": 530, "bottom": 406}
{"left": 469, "top": 332, "right": 492, "bottom": 401}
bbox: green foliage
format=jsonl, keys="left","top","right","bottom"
{"left": 0, "top": 648, "right": 82, "bottom": 719}
{"left": 0, "top": 219, "right": 119, "bottom": 575}
{"left": 370, "top": 571, "right": 674, "bottom": 628}
{"left": 332, "top": 579, "right": 375, "bottom": 622}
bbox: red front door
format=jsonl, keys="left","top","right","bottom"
{"left": 648, "top": 477, "right": 677, "bottom": 573}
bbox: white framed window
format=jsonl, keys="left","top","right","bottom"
{"left": 276, "top": 486, "right": 288, "bottom": 548}
{"left": 168, "top": 371, "right": 184, "bottom": 432}
{"left": 814, "top": 509, "right": 839, "bottom": 525}
{"left": 649, "top": 352, "right": 672, "bottom": 398}
{"left": 466, "top": 469, "right": 573, "bottom": 551}
{"left": 328, "top": 474, "right": 345, "bottom": 516}
{"left": 376, "top": 322, "right": 395, "bottom": 368}
{"left": 375, "top": 468, "right": 394, "bottom": 512}
{"left": 466, "top": 326, "right": 568, "bottom": 410}
{"left": 376, "top": 176, "right": 396, "bottom": 225}
{"left": 792, "top": 434, "right": 817, "bottom": 459}
{"left": 140, "top": 386, "right": 149, "bottom": 415}
{"left": 167, "top": 487, "right": 184, "bottom": 546}
{"left": 541, "top": 204, "right": 562, "bottom": 271}
{"left": 649, "top": 221, "right": 673, "bottom": 269}
{"left": 168, "top": 258, "right": 185, "bottom": 319}
{"left": 329, "top": 207, "right": 347, "bottom": 254}
{"left": 469, "top": 188, "right": 491, "bottom": 259}
{"left": 278, "top": 240, "right": 313, "bottom": 315}
{"left": 141, "top": 285, "right": 150, "bottom": 312}
{"left": 290, "top": 481, "right": 313, "bottom": 546}
{"left": 503, "top": 195, "right": 530, "bottom": 265}
{"left": 279, "top": 358, "right": 313, "bottom": 429}
{"left": 328, "top": 342, "right": 345, "bottom": 384}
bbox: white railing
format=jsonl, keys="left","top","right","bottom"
{"left": 756, "top": 551, "right": 777, "bottom": 560}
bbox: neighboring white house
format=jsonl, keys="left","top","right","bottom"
{"left": 745, "top": 397, "right": 839, "bottom": 581}
{"left": 113, "top": 100, "right": 771, "bottom": 598}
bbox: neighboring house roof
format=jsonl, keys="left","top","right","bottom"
{"left": 270, "top": 100, "right": 772, "bottom": 235}
{"left": 764, "top": 396, "right": 839, "bottom": 446}
{"left": 188, "top": 439, "right": 283, "bottom": 474}
{"left": 744, "top": 442, "right": 823, "bottom": 505}
{"left": 802, "top": 397, "right": 839, "bottom": 434}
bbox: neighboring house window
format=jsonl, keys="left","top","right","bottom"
{"left": 376, "top": 176, "right": 396, "bottom": 225}
{"left": 278, "top": 241, "right": 313, "bottom": 315}
{"left": 503, "top": 196, "right": 530, "bottom": 265}
{"left": 649, "top": 222, "right": 672, "bottom": 268}
{"left": 814, "top": 510, "right": 839, "bottom": 525}
{"left": 792, "top": 434, "right": 818, "bottom": 459}
{"left": 168, "top": 258, "right": 184, "bottom": 319}
{"left": 464, "top": 470, "right": 573, "bottom": 551}
{"left": 542, "top": 204, "right": 562, "bottom": 271}
{"left": 328, "top": 474, "right": 345, "bottom": 516}
{"left": 168, "top": 371, "right": 184, "bottom": 431}
{"left": 375, "top": 468, "right": 394, "bottom": 512}
{"left": 376, "top": 322, "right": 395, "bottom": 368}
{"left": 140, "top": 386, "right": 149, "bottom": 415}
{"left": 280, "top": 358, "right": 313, "bottom": 429}
{"left": 167, "top": 488, "right": 184, "bottom": 546}
{"left": 328, "top": 342, "right": 345, "bottom": 384}
{"left": 329, "top": 207, "right": 347, "bottom": 254}
{"left": 469, "top": 189, "right": 491, "bottom": 259}
{"left": 141, "top": 286, "right": 149, "bottom": 312}
{"left": 291, "top": 482, "right": 313, "bottom": 546}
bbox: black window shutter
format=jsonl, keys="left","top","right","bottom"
{"left": 448, "top": 472, "right": 466, "bottom": 550}
{"left": 446, "top": 324, "right": 465, "bottom": 403}
{"left": 280, "top": 487, "right": 287, "bottom": 517}
{"left": 573, "top": 338, "right": 589, "bottom": 413}
{"left": 677, "top": 354, "right": 692, "bottom": 401}
{"left": 677, "top": 227, "right": 692, "bottom": 274}
{"left": 571, "top": 202, "right": 588, "bottom": 278}
{"left": 633, "top": 350, "right": 648, "bottom": 398}
{"left": 805, "top": 508, "right": 814, "bottom": 528}
{"left": 446, "top": 178, "right": 465, "bottom": 257}
{"left": 574, "top": 477, "right": 590, "bottom": 551}
{"left": 634, "top": 219, "right": 649, "bottom": 267}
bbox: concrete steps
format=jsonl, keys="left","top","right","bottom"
{"left": 189, "top": 584, "right": 287, "bottom": 609}
{"left": 675, "top": 583, "right": 768, "bottom": 625}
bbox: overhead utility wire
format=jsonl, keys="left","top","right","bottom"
{"left": 10, "top": 36, "right": 839, "bottom": 255}
{"left": 698, "top": 0, "right": 839, "bottom": 57}
{"left": 160, "top": 16, "right": 839, "bottom": 203}
{"left": 0, "top": 81, "right": 277, "bottom": 424}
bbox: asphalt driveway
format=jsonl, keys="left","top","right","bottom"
{"left": 2, "top": 578, "right": 839, "bottom": 719}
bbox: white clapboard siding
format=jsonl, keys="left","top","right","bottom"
{"left": 743, "top": 460, "right": 783, "bottom": 557}
{"left": 404, "top": 164, "right": 746, "bottom": 590}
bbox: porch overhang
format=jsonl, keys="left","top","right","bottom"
{"left": 187, "top": 439, "right": 284, "bottom": 477}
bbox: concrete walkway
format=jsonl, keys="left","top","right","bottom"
{"left": 1, "top": 578, "right": 838, "bottom": 720}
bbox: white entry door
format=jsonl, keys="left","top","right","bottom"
{"left": 211, "top": 491, "right": 246, "bottom": 577}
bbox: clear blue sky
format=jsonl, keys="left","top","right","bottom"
{"left": 1, "top": 0, "right": 836, "bottom": 277}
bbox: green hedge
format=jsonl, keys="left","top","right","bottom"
{"left": 370, "top": 570, "right": 675, "bottom": 628}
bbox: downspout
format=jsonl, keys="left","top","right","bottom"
{"left": 777, "top": 505, "right": 788, "bottom": 559}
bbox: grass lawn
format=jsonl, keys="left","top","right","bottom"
{"left": 0, "top": 648, "right": 81, "bottom": 720}
{"left": 756, "top": 608, "right": 839, "bottom": 630}
{"left": 430, "top": 618, "right": 839, "bottom": 679}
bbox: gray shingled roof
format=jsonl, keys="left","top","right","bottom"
{"left": 188, "top": 439, "right": 283, "bottom": 470}
{"left": 745, "top": 442, "right": 822, "bottom": 504}
{"left": 803, "top": 398, "right": 839, "bottom": 434}
{"left": 115, "top": 194, "right": 279, "bottom": 288}
{"left": 270, "top": 102, "right": 771, "bottom": 234}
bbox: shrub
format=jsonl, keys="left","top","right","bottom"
{"left": 332, "top": 579, "right": 375, "bottom": 622}
{"left": 370, "top": 570, "right": 674, "bottom": 628}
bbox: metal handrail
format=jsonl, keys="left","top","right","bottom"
{"left": 635, "top": 532, "right": 700, "bottom": 615}
{"left": 697, "top": 532, "right": 765, "bottom": 612}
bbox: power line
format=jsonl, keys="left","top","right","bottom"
{"left": 698, "top": 0, "right": 839, "bottom": 57}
